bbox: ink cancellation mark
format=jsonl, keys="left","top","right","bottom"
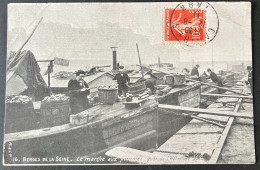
{"left": 164, "top": 2, "right": 219, "bottom": 46}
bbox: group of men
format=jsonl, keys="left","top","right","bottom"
{"left": 190, "top": 64, "right": 253, "bottom": 94}
{"left": 68, "top": 68, "right": 154, "bottom": 114}
{"left": 68, "top": 65, "right": 253, "bottom": 115}
{"left": 67, "top": 69, "right": 130, "bottom": 114}
{"left": 191, "top": 64, "right": 223, "bottom": 93}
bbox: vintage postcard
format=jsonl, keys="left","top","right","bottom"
{"left": 3, "top": 2, "right": 254, "bottom": 165}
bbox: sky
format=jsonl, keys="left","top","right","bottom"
{"left": 7, "top": 2, "right": 252, "bottom": 62}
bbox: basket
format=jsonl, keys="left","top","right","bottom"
{"left": 129, "top": 82, "right": 146, "bottom": 96}
{"left": 98, "top": 88, "right": 118, "bottom": 105}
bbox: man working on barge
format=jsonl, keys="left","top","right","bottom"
{"left": 191, "top": 64, "right": 200, "bottom": 77}
{"left": 206, "top": 68, "right": 223, "bottom": 93}
{"left": 113, "top": 68, "right": 130, "bottom": 96}
{"left": 68, "top": 70, "right": 90, "bottom": 114}
{"left": 245, "top": 66, "right": 253, "bottom": 95}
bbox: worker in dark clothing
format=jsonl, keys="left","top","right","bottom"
{"left": 113, "top": 69, "right": 130, "bottom": 96}
{"left": 206, "top": 68, "right": 223, "bottom": 93}
{"left": 245, "top": 66, "right": 253, "bottom": 95}
{"left": 143, "top": 74, "right": 155, "bottom": 95}
{"left": 191, "top": 64, "right": 200, "bottom": 78}
{"left": 68, "top": 70, "right": 90, "bottom": 114}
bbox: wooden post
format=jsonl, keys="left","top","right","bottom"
{"left": 47, "top": 64, "right": 51, "bottom": 88}
{"left": 136, "top": 43, "right": 144, "bottom": 80}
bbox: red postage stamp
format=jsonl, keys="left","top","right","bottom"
{"left": 164, "top": 8, "right": 205, "bottom": 43}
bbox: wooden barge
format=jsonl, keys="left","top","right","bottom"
{"left": 4, "top": 81, "right": 201, "bottom": 164}
{"left": 3, "top": 72, "right": 236, "bottom": 164}
{"left": 105, "top": 80, "right": 254, "bottom": 164}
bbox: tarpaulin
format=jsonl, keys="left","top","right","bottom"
{"left": 6, "top": 50, "right": 49, "bottom": 100}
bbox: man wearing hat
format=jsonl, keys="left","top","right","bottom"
{"left": 191, "top": 64, "right": 200, "bottom": 78}
{"left": 68, "top": 70, "right": 90, "bottom": 114}
{"left": 246, "top": 66, "right": 253, "bottom": 95}
{"left": 206, "top": 68, "right": 223, "bottom": 93}
{"left": 113, "top": 68, "right": 130, "bottom": 96}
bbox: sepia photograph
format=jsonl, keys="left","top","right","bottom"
{"left": 3, "top": 2, "right": 255, "bottom": 165}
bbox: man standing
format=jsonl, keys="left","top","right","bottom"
{"left": 113, "top": 68, "right": 130, "bottom": 96}
{"left": 68, "top": 70, "right": 90, "bottom": 114}
{"left": 246, "top": 66, "right": 253, "bottom": 95}
{"left": 191, "top": 64, "right": 200, "bottom": 78}
{"left": 206, "top": 68, "right": 223, "bottom": 93}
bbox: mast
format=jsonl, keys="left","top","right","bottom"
{"left": 136, "top": 43, "right": 144, "bottom": 80}
{"left": 212, "top": 43, "right": 214, "bottom": 71}
{"left": 7, "top": 17, "right": 43, "bottom": 70}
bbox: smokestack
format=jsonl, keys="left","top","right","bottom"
{"left": 110, "top": 47, "right": 118, "bottom": 70}
{"left": 158, "top": 57, "right": 161, "bottom": 67}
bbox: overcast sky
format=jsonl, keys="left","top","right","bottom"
{"left": 8, "top": 2, "right": 252, "bottom": 62}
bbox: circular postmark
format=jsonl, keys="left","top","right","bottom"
{"left": 165, "top": 2, "right": 219, "bottom": 46}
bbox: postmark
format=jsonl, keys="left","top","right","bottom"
{"left": 164, "top": 2, "right": 219, "bottom": 46}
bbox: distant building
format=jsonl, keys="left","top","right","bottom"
{"left": 43, "top": 71, "right": 115, "bottom": 97}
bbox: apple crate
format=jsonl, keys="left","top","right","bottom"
{"left": 39, "top": 101, "right": 70, "bottom": 128}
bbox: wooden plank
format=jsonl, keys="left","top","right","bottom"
{"left": 157, "top": 133, "right": 221, "bottom": 156}
{"left": 122, "top": 98, "right": 148, "bottom": 105}
{"left": 182, "top": 113, "right": 225, "bottom": 128}
{"left": 209, "top": 98, "right": 242, "bottom": 163}
{"left": 158, "top": 104, "right": 253, "bottom": 119}
{"left": 195, "top": 114, "right": 229, "bottom": 123}
{"left": 201, "top": 93, "right": 253, "bottom": 99}
{"left": 187, "top": 78, "right": 248, "bottom": 96}
{"left": 151, "top": 151, "right": 206, "bottom": 164}
{"left": 105, "top": 146, "right": 173, "bottom": 164}
{"left": 216, "top": 97, "right": 238, "bottom": 103}
{"left": 177, "top": 123, "right": 223, "bottom": 134}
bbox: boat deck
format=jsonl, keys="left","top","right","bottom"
{"left": 105, "top": 81, "right": 254, "bottom": 164}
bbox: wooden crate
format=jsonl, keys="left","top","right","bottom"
{"left": 39, "top": 101, "right": 70, "bottom": 128}
{"left": 5, "top": 102, "right": 36, "bottom": 133}
{"left": 98, "top": 88, "right": 118, "bottom": 105}
{"left": 165, "top": 75, "right": 174, "bottom": 86}
{"left": 165, "top": 75, "right": 186, "bottom": 86}
{"left": 173, "top": 74, "right": 186, "bottom": 86}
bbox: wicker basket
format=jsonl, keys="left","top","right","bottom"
{"left": 98, "top": 88, "right": 118, "bottom": 105}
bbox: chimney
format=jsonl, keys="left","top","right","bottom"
{"left": 111, "top": 47, "right": 118, "bottom": 70}
{"left": 158, "top": 57, "right": 161, "bottom": 67}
